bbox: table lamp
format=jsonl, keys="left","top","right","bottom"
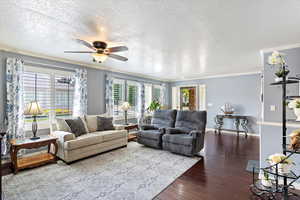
{"left": 24, "top": 101, "right": 43, "bottom": 140}
{"left": 121, "top": 102, "right": 131, "bottom": 125}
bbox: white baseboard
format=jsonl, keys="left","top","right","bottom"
{"left": 206, "top": 128, "right": 259, "bottom": 137}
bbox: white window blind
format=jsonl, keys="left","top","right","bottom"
{"left": 112, "top": 79, "right": 125, "bottom": 116}
{"left": 127, "top": 81, "right": 138, "bottom": 116}
{"left": 153, "top": 85, "right": 162, "bottom": 103}
{"left": 23, "top": 66, "right": 74, "bottom": 130}
{"left": 144, "top": 84, "right": 152, "bottom": 110}
{"left": 198, "top": 84, "right": 206, "bottom": 110}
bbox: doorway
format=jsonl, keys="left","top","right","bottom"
{"left": 180, "top": 87, "right": 197, "bottom": 111}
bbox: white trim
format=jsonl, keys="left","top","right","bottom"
{"left": 168, "top": 71, "right": 261, "bottom": 82}
{"left": 0, "top": 45, "right": 167, "bottom": 82}
{"left": 206, "top": 128, "right": 259, "bottom": 137}
{"left": 260, "top": 43, "right": 300, "bottom": 53}
{"left": 258, "top": 121, "right": 300, "bottom": 128}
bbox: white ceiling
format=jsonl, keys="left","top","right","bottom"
{"left": 0, "top": 0, "right": 300, "bottom": 81}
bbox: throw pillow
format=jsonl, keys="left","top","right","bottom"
{"left": 56, "top": 118, "right": 72, "bottom": 132}
{"left": 85, "top": 115, "right": 97, "bottom": 132}
{"left": 85, "top": 113, "right": 109, "bottom": 132}
{"left": 79, "top": 116, "right": 89, "bottom": 133}
{"left": 97, "top": 117, "right": 115, "bottom": 131}
{"left": 65, "top": 117, "right": 88, "bottom": 137}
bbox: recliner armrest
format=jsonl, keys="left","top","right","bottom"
{"left": 51, "top": 131, "right": 76, "bottom": 143}
{"left": 140, "top": 124, "right": 158, "bottom": 130}
{"left": 189, "top": 130, "right": 205, "bottom": 138}
{"left": 166, "top": 128, "right": 188, "bottom": 134}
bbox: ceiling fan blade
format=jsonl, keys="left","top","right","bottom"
{"left": 107, "top": 46, "right": 128, "bottom": 53}
{"left": 108, "top": 54, "right": 128, "bottom": 61}
{"left": 64, "top": 51, "right": 95, "bottom": 53}
{"left": 75, "top": 39, "right": 96, "bottom": 50}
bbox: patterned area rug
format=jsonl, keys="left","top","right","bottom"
{"left": 3, "top": 142, "right": 200, "bottom": 200}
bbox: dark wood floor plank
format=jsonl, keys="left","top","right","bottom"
{"left": 154, "top": 132, "right": 259, "bottom": 200}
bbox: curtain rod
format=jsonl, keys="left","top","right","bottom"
{"left": 23, "top": 60, "right": 76, "bottom": 73}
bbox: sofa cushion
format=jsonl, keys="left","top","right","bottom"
{"left": 65, "top": 117, "right": 88, "bottom": 137}
{"left": 151, "top": 110, "right": 177, "bottom": 129}
{"left": 97, "top": 117, "right": 114, "bottom": 131}
{"left": 64, "top": 133, "right": 103, "bottom": 150}
{"left": 163, "top": 134, "right": 193, "bottom": 146}
{"left": 85, "top": 113, "right": 108, "bottom": 132}
{"left": 56, "top": 118, "right": 71, "bottom": 132}
{"left": 175, "top": 111, "right": 207, "bottom": 132}
{"left": 93, "top": 130, "right": 127, "bottom": 142}
{"left": 138, "top": 130, "right": 163, "bottom": 140}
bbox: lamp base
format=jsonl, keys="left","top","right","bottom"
{"left": 30, "top": 136, "right": 40, "bottom": 140}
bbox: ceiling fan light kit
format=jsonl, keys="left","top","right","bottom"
{"left": 64, "top": 39, "right": 128, "bottom": 63}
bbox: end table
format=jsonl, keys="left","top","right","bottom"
{"left": 10, "top": 136, "right": 58, "bottom": 174}
{"left": 124, "top": 124, "right": 139, "bottom": 142}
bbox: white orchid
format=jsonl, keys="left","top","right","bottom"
{"left": 268, "top": 51, "right": 286, "bottom": 66}
{"left": 268, "top": 153, "right": 294, "bottom": 165}
{"left": 288, "top": 99, "right": 300, "bottom": 109}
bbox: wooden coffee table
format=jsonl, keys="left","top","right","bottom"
{"left": 10, "top": 136, "right": 58, "bottom": 174}
{"left": 124, "top": 124, "right": 139, "bottom": 142}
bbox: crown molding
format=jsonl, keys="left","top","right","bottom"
{"left": 167, "top": 71, "right": 262, "bottom": 82}
{"left": 260, "top": 43, "right": 300, "bottom": 53}
{"left": 0, "top": 44, "right": 167, "bottom": 82}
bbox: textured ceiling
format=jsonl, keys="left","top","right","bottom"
{"left": 0, "top": 0, "right": 300, "bottom": 81}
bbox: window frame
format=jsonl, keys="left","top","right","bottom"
{"left": 23, "top": 65, "right": 74, "bottom": 131}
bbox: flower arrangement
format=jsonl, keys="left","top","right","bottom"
{"left": 268, "top": 51, "right": 289, "bottom": 81}
{"left": 288, "top": 99, "right": 300, "bottom": 121}
{"left": 267, "top": 153, "right": 295, "bottom": 174}
{"left": 268, "top": 153, "right": 294, "bottom": 165}
{"left": 289, "top": 129, "right": 300, "bottom": 150}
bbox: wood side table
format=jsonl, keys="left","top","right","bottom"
{"left": 124, "top": 124, "right": 139, "bottom": 142}
{"left": 10, "top": 136, "right": 58, "bottom": 174}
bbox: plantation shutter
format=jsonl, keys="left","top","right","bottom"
{"left": 112, "top": 79, "right": 125, "bottom": 116}
{"left": 127, "top": 81, "right": 138, "bottom": 116}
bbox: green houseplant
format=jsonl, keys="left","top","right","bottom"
{"left": 146, "top": 99, "right": 162, "bottom": 113}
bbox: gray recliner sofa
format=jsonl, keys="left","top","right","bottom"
{"left": 162, "top": 110, "right": 207, "bottom": 156}
{"left": 137, "top": 110, "right": 177, "bottom": 149}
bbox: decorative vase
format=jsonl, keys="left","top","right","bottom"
{"left": 294, "top": 108, "right": 300, "bottom": 121}
{"left": 271, "top": 162, "right": 292, "bottom": 174}
{"left": 275, "top": 77, "right": 283, "bottom": 82}
{"left": 261, "top": 179, "right": 273, "bottom": 187}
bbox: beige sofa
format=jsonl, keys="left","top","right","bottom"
{"left": 50, "top": 115, "right": 128, "bottom": 163}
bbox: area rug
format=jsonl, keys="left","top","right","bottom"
{"left": 246, "top": 160, "right": 260, "bottom": 173}
{"left": 3, "top": 142, "right": 200, "bottom": 200}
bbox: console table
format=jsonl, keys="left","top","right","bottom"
{"left": 214, "top": 114, "right": 249, "bottom": 137}
{"left": 10, "top": 136, "right": 58, "bottom": 174}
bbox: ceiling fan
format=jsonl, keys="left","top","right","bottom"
{"left": 64, "top": 39, "right": 128, "bottom": 63}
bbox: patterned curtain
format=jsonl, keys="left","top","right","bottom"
{"left": 73, "top": 68, "right": 88, "bottom": 117}
{"left": 105, "top": 74, "right": 114, "bottom": 116}
{"left": 5, "top": 58, "right": 25, "bottom": 155}
{"left": 137, "top": 83, "right": 145, "bottom": 124}
{"left": 161, "top": 83, "right": 168, "bottom": 108}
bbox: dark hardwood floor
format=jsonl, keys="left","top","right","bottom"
{"left": 154, "top": 131, "right": 259, "bottom": 200}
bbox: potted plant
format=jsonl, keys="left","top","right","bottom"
{"left": 288, "top": 99, "right": 300, "bottom": 121}
{"left": 146, "top": 99, "right": 162, "bottom": 113}
{"left": 268, "top": 51, "right": 289, "bottom": 82}
{"left": 260, "top": 171, "right": 273, "bottom": 187}
{"left": 267, "top": 153, "right": 295, "bottom": 174}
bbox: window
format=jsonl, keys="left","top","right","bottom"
{"left": 153, "top": 85, "right": 162, "bottom": 103}
{"left": 144, "top": 84, "right": 152, "bottom": 110}
{"left": 112, "top": 79, "right": 125, "bottom": 116}
{"left": 23, "top": 66, "right": 74, "bottom": 130}
{"left": 127, "top": 81, "right": 138, "bottom": 115}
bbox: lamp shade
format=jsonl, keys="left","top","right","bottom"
{"left": 120, "top": 102, "right": 131, "bottom": 111}
{"left": 24, "top": 101, "right": 44, "bottom": 115}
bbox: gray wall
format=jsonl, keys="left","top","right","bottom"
{"left": 260, "top": 47, "right": 300, "bottom": 173}
{"left": 0, "top": 50, "right": 168, "bottom": 126}
{"left": 170, "top": 74, "right": 261, "bottom": 134}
